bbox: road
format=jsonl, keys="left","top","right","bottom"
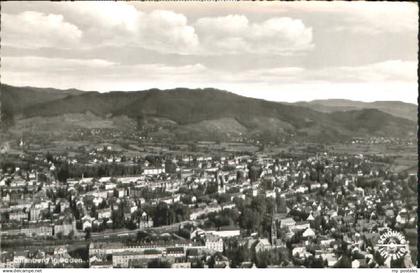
{"left": 90, "top": 220, "right": 196, "bottom": 239}
{"left": 1, "top": 221, "right": 197, "bottom": 247}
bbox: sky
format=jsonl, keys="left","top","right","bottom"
{"left": 1, "top": 1, "right": 418, "bottom": 103}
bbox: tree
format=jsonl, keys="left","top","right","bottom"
{"left": 373, "top": 251, "right": 385, "bottom": 266}
{"left": 240, "top": 208, "right": 260, "bottom": 234}
{"left": 111, "top": 208, "right": 124, "bottom": 229}
{"left": 248, "top": 165, "right": 262, "bottom": 182}
{"left": 136, "top": 231, "right": 149, "bottom": 242}
{"left": 147, "top": 259, "right": 171, "bottom": 268}
{"left": 46, "top": 152, "right": 54, "bottom": 163}
{"left": 85, "top": 228, "right": 91, "bottom": 240}
{"left": 311, "top": 256, "right": 325, "bottom": 268}
{"left": 225, "top": 238, "right": 250, "bottom": 268}
{"left": 216, "top": 193, "right": 230, "bottom": 204}
{"left": 57, "top": 165, "right": 70, "bottom": 182}
{"left": 334, "top": 255, "right": 352, "bottom": 268}
{"left": 90, "top": 206, "right": 97, "bottom": 218}
{"left": 208, "top": 255, "right": 216, "bottom": 268}
{"left": 56, "top": 232, "right": 63, "bottom": 240}
{"left": 154, "top": 202, "right": 169, "bottom": 226}
{"left": 205, "top": 182, "right": 218, "bottom": 195}
{"left": 165, "top": 160, "right": 177, "bottom": 173}
{"left": 191, "top": 258, "right": 204, "bottom": 268}
{"left": 254, "top": 250, "right": 270, "bottom": 268}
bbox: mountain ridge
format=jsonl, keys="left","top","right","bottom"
{"left": 292, "top": 99, "right": 417, "bottom": 121}
{"left": 1, "top": 84, "right": 416, "bottom": 142}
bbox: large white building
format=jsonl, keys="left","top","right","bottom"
{"left": 112, "top": 251, "right": 162, "bottom": 267}
{"left": 204, "top": 234, "right": 224, "bottom": 253}
{"left": 9, "top": 210, "right": 28, "bottom": 221}
{"left": 143, "top": 168, "right": 165, "bottom": 176}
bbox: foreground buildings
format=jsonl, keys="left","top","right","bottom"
{"left": 0, "top": 144, "right": 417, "bottom": 268}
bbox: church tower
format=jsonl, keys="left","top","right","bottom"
{"left": 271, "top": 201, "right": 278, "bottom": 245}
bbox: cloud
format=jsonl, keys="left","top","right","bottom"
{"left": 225, "top": 60, "right": 418, "bottom": 102}
{"left": 0, "top": 2, "right": 416, "bottom": 103}
{"left": 3, "top": 54, "right": 415, "bottom": 92}
{"left": 296, "top": 2, "right": 418, "bottom": 34}
{"left": 1, "top": 56, "right": 209, "bottom": 91}
{"left": 2, "top": 56, "right": 115, "bottom": 73}
{"left": 1, "top": 3, "right": 200, "bottom": 54}
{"left": 311, "top": 60, "right": 418, "bottom": 83}
{"left": 66, "top": 3, "right": 200, "bottom": 53}
{"left": 1, "top": 11, "right": 82, "bottom": 49}
{"left": 233, "top": 60, "right": 417, "bottom": 85}
{"left": 1, "top": 2, "right": 313, "bottom": 56}
{"left": 2, "top": 55, "right": 417, "bottom": 103}
{"left": 1, "top": 1, "right": 416, "bottom": 58}
{"left": 230, "top": 82, "right": 418, "bottom": 104}
{"left": 349, "top": 4, "right": 417, "bottom": 34}
{"left": 136, "top": 10, "right": 199, "bottom": 53}
{"left": 195, "top": 15, "right": 313, "bottom": 55}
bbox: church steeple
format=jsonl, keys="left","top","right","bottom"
{"left": 271, "top": 198, "right": 278, "bottom": 245}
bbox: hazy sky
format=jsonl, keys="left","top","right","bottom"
{"left": 1, "top": 2, "right": 418, "bottom": 103}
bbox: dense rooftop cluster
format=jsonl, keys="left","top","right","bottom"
{"left": 0, "top": 145, "right": 416, "bottom": 268}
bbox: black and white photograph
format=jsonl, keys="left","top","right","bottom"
{"left": 0, "top": 1, "right": 418, "bottom": 270}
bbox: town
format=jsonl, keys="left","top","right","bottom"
{"left": 1, "top": 0, "right": 417, "bottom": 270}
{"left": 0, "top": 139, "right": 417, "bottom": 268}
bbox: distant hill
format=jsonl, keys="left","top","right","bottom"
{"left": 1, "top": 84, "right": 86, "bottom": 124}
{"left": 1, "top": 84, "right": 85, "bottom": 110}
{"left": 293, "top": 99, "right": 417, "bottom": 121}
{"left": 1, "top": 85, "right": 416, "bottom": 142}
{"left": 18, "top": 87, "right": 325, "bottom": 129}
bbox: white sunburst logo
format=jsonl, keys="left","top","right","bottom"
{"left": 377, "top": 230, "right": 408, "bottom": 260}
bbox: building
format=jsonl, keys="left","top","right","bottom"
{"left": 143, "top": 168, "right": 165, "bottom": 176}
{"left": 204, "top": 234, "right": 223, "bottom": 253}
{"left": 89, "top": 242, "right": 125, "bottom": 256}
{"left": 165, "top": 247, "right": 185, "bottom": 258}
{"left": 255, "top": 239, "right": 272, "bottom": 253}
{"left": 19, "top": 223, "right": 53, "bottom": 237}
{"left": 30, "top": 204, "right": 44, "bottom": 221}
{"left": 280, "top": 218, "right": 296, "bottom": 229}
{"left": 97, "top": 208, "right": 112, "bottom": 220}
{"left": 139, "top": 212, "right": 154, "bottom": 229}
{"left": 112, "top": 251, "right": 162, "bottom": 268}
{"left": 9, "top": 210, "right": 28, "bottom": 221}
{"left": 190, "top": 205, "right": 222, "bottom": 220}
{"left": 302, "top": 227, "right": 316, "bottom": 239}
{"left": 54, "top": 220, "right": 76, "bottom": 237}
{"left": 206, "top": 229, "right": 240, "bottom": 238}
{"left": 82, "top": 215, "right": 94, "bottom": 231}
{"left": 293, "top": 221, "right": 310, "bottom": 231}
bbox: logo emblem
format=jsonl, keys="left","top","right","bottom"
{"left": 377, "top": 230, "right": 408, "bottom": 260}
